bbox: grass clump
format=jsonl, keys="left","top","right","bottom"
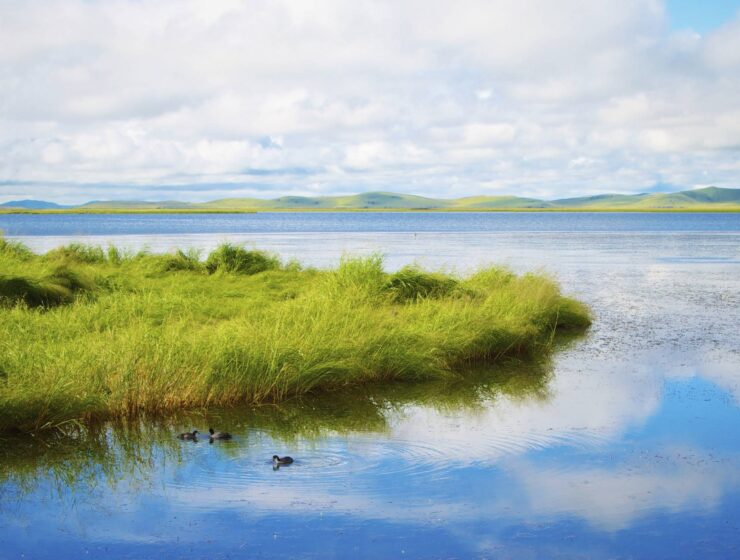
{"left": 0, "top": 265, "right": 98, "bottom": 308}
{"left": 153, "top": 249, "right": 204, "bottom": 273}
{"left": 205, "top": 244, "right": 279, "bottom": 275}
{"left": 44, "top": 243, "right": 107, "bottom": 264}
{"left": 0, "top": 242, "right": 591, "bottom": 433}
{"left": 0, "top": 236, "right": 34, "bottom": 261}
{"left": 384, "top": 265, "right": 459, "bottom": 302}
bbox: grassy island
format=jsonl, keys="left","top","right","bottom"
{"left": 0, "top": 237, "right": 591, "bottom": 433}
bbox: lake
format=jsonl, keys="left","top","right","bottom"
{"left": 2, "top": 212, "right": 740, "bottom": 559}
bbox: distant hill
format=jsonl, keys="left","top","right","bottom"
{"left": 550, "top": 193, "right": 651, "bottom": 207}
{"left": 200, "top": 192, "right": 561, "bottom": 210}
{"left": 550, "top": 187, "right": 740, "bottom": 209}
{"left": 2, "top": 187, "right": 738, "bottom": 212}
{"left": 199, "top": 192, "right": 465, "bottom": 209}
{"left": 0, "top": 199, "right": 70, "bottom": 209}
{"left": 449, "top": 196, "right": 553, "bottom": 209}
{"left": 197, "top": 187, "right": 740, "bottom": 210}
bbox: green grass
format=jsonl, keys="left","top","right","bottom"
{"left": 0, "top": 238, "right": 591, "bottom": 433}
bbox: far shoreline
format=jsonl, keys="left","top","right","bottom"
{"left": 2, "top": 207, "right": 740, "bottom": 215}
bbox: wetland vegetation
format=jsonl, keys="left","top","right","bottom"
{"left": 0, "top": 237, "right": 590, "bottom": 433}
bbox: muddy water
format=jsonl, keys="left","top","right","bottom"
{"left": 1, "top": 213, "right": 739, "bottom": 559}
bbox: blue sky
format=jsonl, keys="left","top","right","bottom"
{"left": 668, "top": 0, "right": 740, "bottom": 32}
{"left": 1, "top": 0, "right": 740, "bottom": 203}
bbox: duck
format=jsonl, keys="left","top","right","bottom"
{"left": 272, "top": 455, "right": 294, "bottom": 465}
{"left": 177, "top": 430, "right": 199, "bottom": 440}
{"left": 208, "top": 427, "right": 232, "bottom": 440}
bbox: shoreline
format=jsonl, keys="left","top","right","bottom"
{"left": 2, "top": 207, "right": 740, "bottom": 215}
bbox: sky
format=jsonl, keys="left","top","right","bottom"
{"left": 1, "top": 0, "right": 740, "bottom": 204}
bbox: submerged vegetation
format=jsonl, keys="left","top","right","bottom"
{"left": 0, "top": 237, "right": 591, "bottom": 433}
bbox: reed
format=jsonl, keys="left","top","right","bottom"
{"left": 0, "top": 238, "right": 591, "bottom": 432}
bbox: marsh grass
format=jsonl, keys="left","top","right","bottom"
{"left": 384, "top": 265, "right": 460, "bottom": 302}
{"left": 0, "top": 265, "right": 98, "bottom": 308}
{"left": 0, "top": 238, "right": 591, "bottom": 433}
{"left": 205, "top": 243, "right": 280, "bottom": 274}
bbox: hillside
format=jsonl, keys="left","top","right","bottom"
{"left": 1, "top": 187, "right": 738, "bottom": 212}
{"left": 0, "top": 199, "right": 70, "bottom": 209}
{"left": 551, "top": 187, "right": 740, "bottom": 209}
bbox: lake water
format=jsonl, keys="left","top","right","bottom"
{"left": 2, "top": 212, "right": 740, "bottom": 559}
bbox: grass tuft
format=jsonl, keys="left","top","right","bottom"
{"left": 0, "top": 265, "right": 98, "bottom": 308}
{"left": 0, "top": 236, "right": 34, "bottom": 261}
{"left": 205, "top": 243, "right": 280, "bottom": 275}
{"left": 154, "top": 249, "right": 204, "bottom": 272}
{"left": 44, "top": 243, "right": 107, "bottom": 264}
{"left": 384, "top": 265, "right": 459, "bottom": 302}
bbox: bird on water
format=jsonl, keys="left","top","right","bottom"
{"left": 208, "top": 427, "right": 232, "bottom": 440}
{"left": 272, "top": 455, "right": 294, "bottom": 465}
{"left": 177, "top": 430, "right": 199, "bottom": 440}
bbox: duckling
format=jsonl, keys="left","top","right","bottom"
{"left": 177, "top": 430, "right": 199, "bottom": 441}
{"left": 208, "top": 427, "right": 232, "bottom": 440}
{"left": 272, "top": 455, "right": 294, "bottom": 465}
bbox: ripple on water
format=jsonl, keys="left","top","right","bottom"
{"left": 168, "top": 419, "right": 617, "bottom": 511}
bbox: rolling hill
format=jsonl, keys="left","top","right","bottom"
{"left": 0, "top": 199, "right": 70, "bottom": 209}
{"left": 1, "top": 187, "right": 738, "bottom": 212}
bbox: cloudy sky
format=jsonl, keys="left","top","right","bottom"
{"left": 1, "top": 0, "right": 740, "bottom": 203}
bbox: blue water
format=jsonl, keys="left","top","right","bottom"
{"left": 1, "top": 211, "right": 739, "bottom": 236}
{"left": 2, "top": 212, "right": 740, "bottom": 559}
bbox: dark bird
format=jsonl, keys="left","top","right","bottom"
{"left": 272, "top": 455, "right": 294, "bottom": 465}
{"left": 177, "top": 430, "right": 199, "bottom": 441}
{"left": 209, "top": 427, "right": 232, "bottom": 440}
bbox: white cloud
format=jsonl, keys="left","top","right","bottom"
{"left": 508, "top": 451, "right": 737, "bottom": 531}
{"left": 1, "top": 0, "right": 739, "bottom": 202}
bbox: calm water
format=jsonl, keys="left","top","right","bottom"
{"left": 2, "top": 212, "right": 740, "bottom": 559}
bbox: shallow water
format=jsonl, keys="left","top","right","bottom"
{"left": 1, "top": 212, "right": 740, "bottom": 559}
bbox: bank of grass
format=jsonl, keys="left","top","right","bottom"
{"left": 0, "top": 238, "right": 591, "bottom": 433}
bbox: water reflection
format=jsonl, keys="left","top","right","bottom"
{"left": 0, "top": 359, "right": 551, "bottom": 500}
{"left": 3, "top": 350, "right": 740, "bottom": 558}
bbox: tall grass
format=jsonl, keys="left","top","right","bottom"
{"left": 0, "top": 238, "right": 591, "bottom": 432}
{"left": 205, "top": 243, "right": 280, "bottom": 274}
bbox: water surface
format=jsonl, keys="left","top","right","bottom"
{"left": 1, "top": 212, "right": 740, "bottom": 559}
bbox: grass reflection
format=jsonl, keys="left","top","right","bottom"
{"left": 0, "top": 355, "right": 556, "bottom": 500}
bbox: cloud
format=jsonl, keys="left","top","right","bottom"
{"left": 507, "top": 449, "right": 738, "bottom": 531}
{"left": 1, "top": 0, "right": 739, "bottom": 202}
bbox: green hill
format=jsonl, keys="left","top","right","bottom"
{"left": 4, "top": 186, "right": 738, "bottom": 212}
{"left": 449, "top": 196, "right": 553, "bottom": 209}
{"left": 200, "top": 192, "right": 449, "bottom": 209}
{"left": 200, "top": 192, "right": 552, "bottom": 210}
{"left": 199, "top": 187, "right": 739, "bottom": 210}
{"left": 551, "top": 194, "right": 651, "bottom": 207}
{"left": 681, "top": 186, "right": 740, "bottom": 203}
{"left": 551, "top": 187, "right": 740, "bottom": 209}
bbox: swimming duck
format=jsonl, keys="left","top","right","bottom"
{"left": 272, "top": 455, "right": 294, "bottom": 465}
{"left": 177, "top": 430, "right": 199, "bottom": 440}
{"left": 208, "top": 427, "right": 232, "bottom": 440}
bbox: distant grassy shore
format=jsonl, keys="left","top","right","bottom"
{"left": 0, "top": 237, "right": 590, "bottom": 433}
{"left": 2, "top": 206, "right": 740, "bottom": 214}
{"left": 1, "top": 186, "right": 739, "bottom": 213}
